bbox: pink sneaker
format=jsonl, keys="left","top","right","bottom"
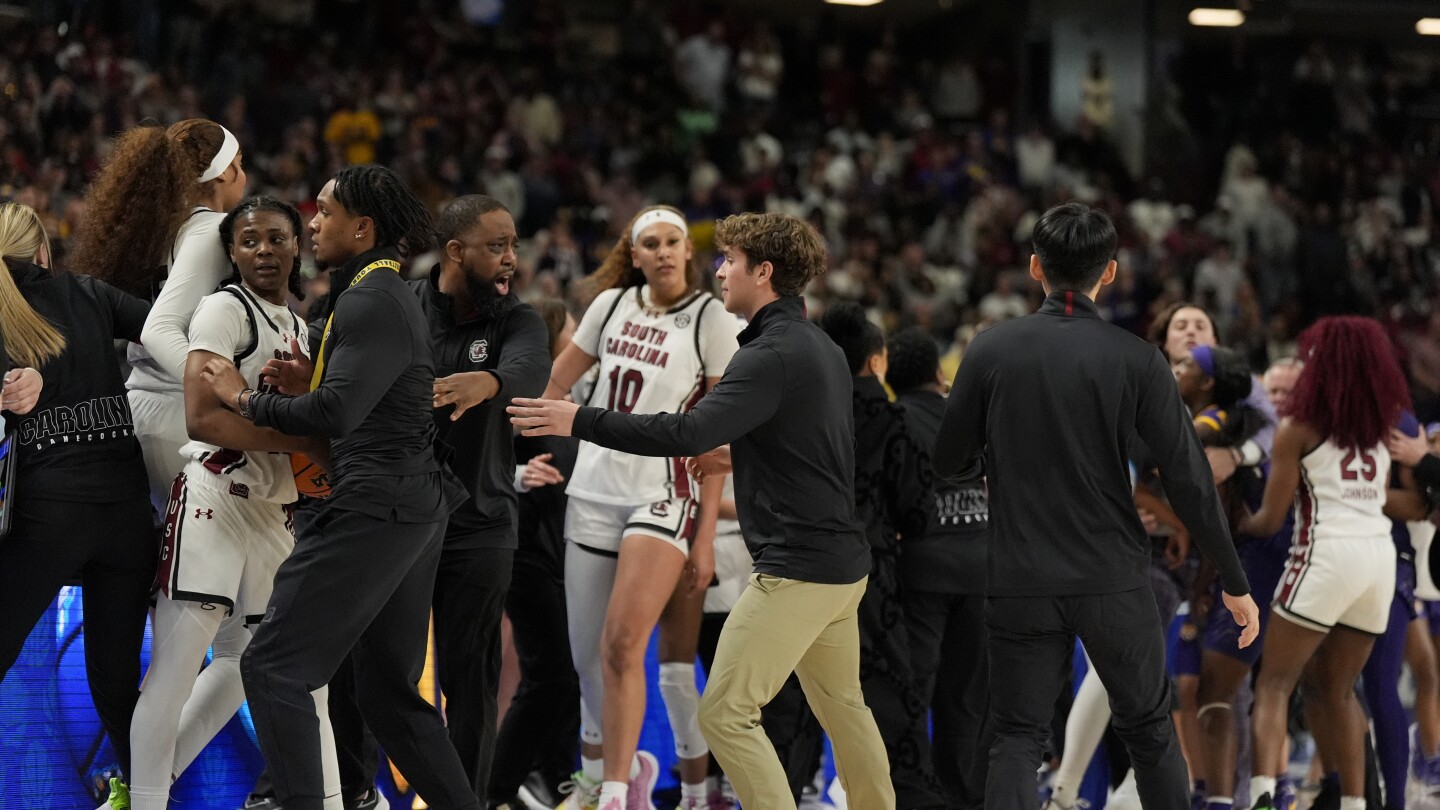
{"left": 598, "top": 798, "right": 626, "bottom": 810}
{"left": 707, "top": 790, "right": 736, "bottom": 810}
{"left": 626, "top": 751, "right": 659, "bottom": 810}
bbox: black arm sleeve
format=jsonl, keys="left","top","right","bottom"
{"left": 82, "top": 276, "right": 152, "bottom": 342}
{"left": 1414, "top": 454, "right": 1440, "bottom": 490}
{"left": 934, "top": 339, "right": 988, "bottom": 484}
{"left": 1135, "top": 350, "right": 1250, "bottom": 596}
{"left": 492, "top": 307, "right": 552, "bottom": 400}
{"left": 573, "top": 345, "right": 783, "bottom": 457}
{"left": 252, "top": 288, "right": 412, "bottom": 438}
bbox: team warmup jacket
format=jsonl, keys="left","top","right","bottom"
{"left": 934, "top": 290, "right": 1250, "bottom": 598}
{"left": 572, "top": 294, "right": 870, "bottom": 585}
{"left": 413, "top": 268, "right": 551, "bottom": 548}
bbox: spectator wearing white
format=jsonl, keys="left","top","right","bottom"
{"left": 738, "top": 118, "right": 783, "bottom": 178}
{"left": 676, "top": 21, "right": 732, "bottom": 112}
{"left": 977, "top": 272, "right": 1030, "bottom": 322}
{"left": 1194, "top": 240, "right": 1245, "bottom": 337}
{"left": 735, "top": 27, "right": 783, "bottom": 109}
{"left": 479, "top": 145, "right": 526, "bottom": 226}
{"left": 1016, "top": 124, "right": 1056, "bottom": 192}
{"left": 1128, "top": 178, "right": 1178, "bottom": 248}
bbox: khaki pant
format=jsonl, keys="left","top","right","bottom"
{"left": 699, "top": 574, "right": 894, "bottom": 810}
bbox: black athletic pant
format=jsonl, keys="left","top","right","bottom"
{"left": 985, "top": 587, "right": 1188, "bottom": 810}
{"left": 433, "top": 544, "right": 513, "bottom": 800}
{"left": 240, "top": 506, "right": 478, "bottom": 810}
{"left": 0, "top": 496, "right": 155, "bottom": 777}
{"left": 488, "top": 545, "right": 580, "bottom": 803}
{"left": 906, "top": 590, "right": 990, "bottom": 809}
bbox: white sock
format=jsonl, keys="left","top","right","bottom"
{"left": 599, "top": 781, "right": 628, "bottom": 806}
{"left": 1250, "top": 776, "right": 1277, "bottom": 802}
{"left": 681, "top": 781, "right": 708, "bottom": 801}
{"left": 583, "top": 755, "right": 604, "bottom": 783}
{"left": 1339, "top": 797, "right": 1365, "bottom": 810}
{"left": 629, "top": 754, "right": 641, "bottom": 780}
{"left": 705, "top": 776, "right": 719, "bottom": 795}
{"left": 1207, "top": 798, "right": 1233, "bottom": 806}
{"left": 1050, "top": 781, "right": 1079, "bottom": 809}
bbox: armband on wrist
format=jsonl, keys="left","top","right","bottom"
{"left": 237, "top": 388, "right": 257, "bottom": 420}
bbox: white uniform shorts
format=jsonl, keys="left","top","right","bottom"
{"left": 1273, "top": 532, "right": 1396, "bottom": 636}
{"left": 704, "top": 530, "right": 754, "bottom": 614}
{"left": 564, "top": 494, "right": 696, "bottom": 558}
{"left": 155, "top": 471, "right": 295, "bottom": 625}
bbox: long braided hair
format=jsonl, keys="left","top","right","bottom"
{"left": 331, "top": 165, "right": 437, "bottom": 257}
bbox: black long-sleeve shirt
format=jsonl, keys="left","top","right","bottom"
{"left": 5, "top": 259, "right": 151, "bottom": 502}
{"left": 252, "top": 247, "right": 463, "bottom": 523}
{"left": 414, "top": 269, "right": 551, "bottom": 548}
{"left": 852, "top": 375, "right": 931, "bottom": 555}
{"left": 934, "top": 290, "right": 1249, "bottom": 598}
{"left": 897, "top": 388, "right": 989, "bottom": 595}
{"left": 572, "top": 295, "right": 869, "bottom": 584}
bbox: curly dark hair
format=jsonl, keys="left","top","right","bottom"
{"left": 331, "top": 164, "right": 437, "bottom": 257}
{"left": 1285, "top": 316, "right": 1411, "bottom": 451}
{"left": 219, "top": 196, "right": 306, "bottom": 301}
{"left": 885, "top": 327, "right": 940, "bottom": 393}
{"left": 69, "top": 119, "right": 229, "bottom": 296}
{"left": 820, "top": 301, "right": 884, "bottom": 375}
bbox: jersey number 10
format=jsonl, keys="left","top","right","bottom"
{"left": 607, "top": 367, "right": 645, "bottom": 413}
{"left": 1340, "top": 448, "right": 1379, "bottom": 482}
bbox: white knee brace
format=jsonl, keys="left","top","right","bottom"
{"left": 659, "top": 662, "right": 709, "bottom": 759}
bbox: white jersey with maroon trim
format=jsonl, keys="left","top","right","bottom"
{"left": 178, "top": 283, "right": 308, "bottom": 503}
{"left": 1291, "top": 438, "right": 1391, "bottom": 548}
{"left": 568, "top": 285, "right": 740, "bottom": 506}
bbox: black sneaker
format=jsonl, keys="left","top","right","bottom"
{"left": 240, "top": 797, "right": 284, "bottom": 810}
{"left": 348, "top": 788, "right": 389, "bottom": 810}
{"left": 518, "top": 771, "right": 563, "bottom": 809}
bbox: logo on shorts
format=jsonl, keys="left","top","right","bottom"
{"left": 229, "top": 482, "right": 250, "bottom": 499}
{"left": 195, "top": 508, "right": 214, "bottom": 520}
{"left": 674, "top": 313, "right": 692, "bottom": 329}
{"left": 650, "top": 501, "right": 670, "bottom": 518}
{"left": 469, "top": 339, "right": 489, "bottom": 363}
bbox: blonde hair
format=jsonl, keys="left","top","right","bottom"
{"left": 0, "top": 203, "right": 67, "bottom": 368}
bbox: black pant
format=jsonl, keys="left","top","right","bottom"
{"left": 433, "top": 544, "right": 513, "bottom": 799}
{"left": 906, "top": 590, "right": 990, "bottom": 809}
{"left": 985, "top": 588, "right": 1187, "bottom": 810}
{"left": 240, "top": 506, "right": 478, "bottom": 810}
{"left": 488, "top": 545, "right": 580, "bottom": 803}
{"left": 0, "top": 496, "right": 155, "bottom": 777}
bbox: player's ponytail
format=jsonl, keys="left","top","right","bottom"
{"left": 0, "top": 203, "right": 68, "bottom": 369}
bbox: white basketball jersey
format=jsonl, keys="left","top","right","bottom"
{"left": 179, "top": 283, "right": 308, "bottom": 503}
{"left": 1294, "top": 438, "right": 1391, "bottom": 547}
{"left": 568, "top": 285, "right": 741, "bottom": 505}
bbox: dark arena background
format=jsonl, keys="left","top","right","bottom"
{"left": 4, "top": 0, "right": 1440, "bottom": 808}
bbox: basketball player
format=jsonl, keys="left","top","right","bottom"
{"left": 934, "top": 203, "right": 1257, "bottom": 810}
{"left": 1238, "top": 316, "right": 1411, "bottom": 810}
{"left": 0, "top": 203, "right": 155, "bottom": 794}
{"left": 70, "top": 119, "right": 261, "bottom": 800}
{"left": 201, "top": 165, "right": 477, "bottom": 810}
{"left": 510, "top": 211, "right": 897, "bottom": 810}
{"left": 537, "top": 205, "right": 737, "bottom": 810}
{"left": 123, "top": 197, "right": 343, "bottom": 810}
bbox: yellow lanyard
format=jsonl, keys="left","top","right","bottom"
{"left": 309, "top": 258, "right": 402, "bottom": 391}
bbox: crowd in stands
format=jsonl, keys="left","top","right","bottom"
{"left": 5, "top": 1, "right": 1440, "bottom": 410}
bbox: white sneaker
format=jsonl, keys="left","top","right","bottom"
{"left": 1107, "top": 769, "right": 1142, "bottom": 810}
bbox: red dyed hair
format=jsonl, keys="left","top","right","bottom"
{"left": 1283, "top": 316, "right": 1411, "bottom": 450}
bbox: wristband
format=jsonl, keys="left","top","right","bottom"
{"left": 237, "top": 388, "right": 257, "bottom": 420}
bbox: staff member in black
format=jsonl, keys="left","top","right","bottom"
{"left": 418, "top": 194, "right": 551, "bottom": 798}
{"left": 509, "top": 211, "right": 895, "bottom": 810}
{"left": 201, "top": 165, "right": 477, "bottom": 810}
{"left": 887, "top": 326, "right": 993, "bottom": 809}
{"left": 0, "top": 202, "right": 153, "bottom": 790}
{"left": 933, "top": 203, "right": 1260, "bottom": 810}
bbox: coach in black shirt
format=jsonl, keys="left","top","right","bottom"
{"left": 509, "top": 212, "right": 894, "bottom": 810}
{"left": 934, "top": 203, "right": 1259, "bottom": 810}
{"left": 417, "top": 195, "right": 551, "bottom": 798}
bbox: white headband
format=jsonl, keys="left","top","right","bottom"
{"left": 630, "top": 209, "right": 688, "bottom": 245}
{"left": 197, "top": 126, "right": 240, "bottom": 183}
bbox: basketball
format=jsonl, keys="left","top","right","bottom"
{"left": 290, "top": 453, "right": 331, "bottom": 499}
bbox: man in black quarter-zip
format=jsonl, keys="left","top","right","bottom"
{"left": 932, "top": 202, "right": 1260, "bottom": 810}
{"left": 202, "top": 166, "right": 478, "bottom": 810}
{"left": 417, "top": 194, "right": 551, "bottom": 799}
{"left": 508, "top": 212, "right": 896, "bottom": 810}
